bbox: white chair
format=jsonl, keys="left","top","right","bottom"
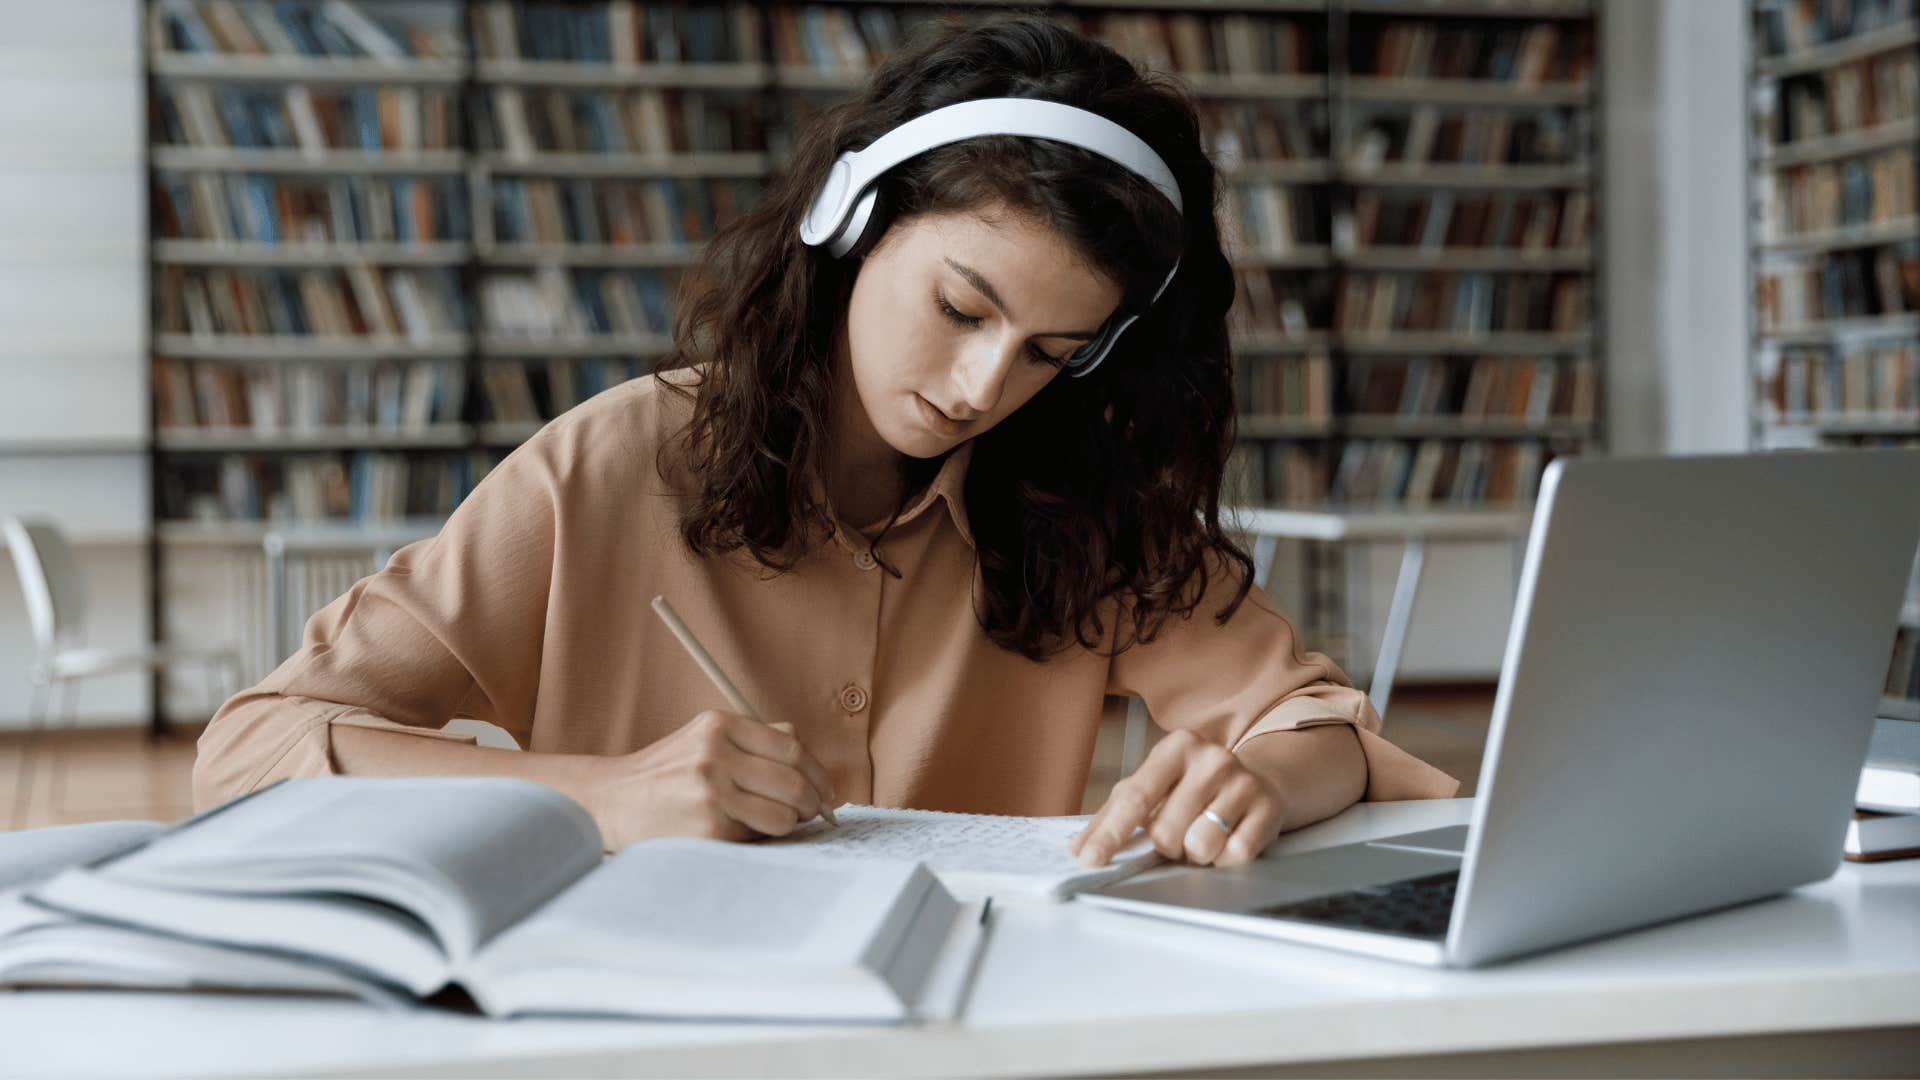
{"left": 3, "top": 517, "right": 242, "bottom": 829}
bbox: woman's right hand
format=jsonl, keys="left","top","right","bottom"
{"left": 581, "top": 709, "right": 839, "bottom": 851}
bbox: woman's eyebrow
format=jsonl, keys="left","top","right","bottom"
{"left": 942, "top": 256, "right": 1102, "bottom": 340}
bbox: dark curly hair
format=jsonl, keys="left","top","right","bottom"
{"left": 656, "top": 11, "right": 1254, "bottom": 662}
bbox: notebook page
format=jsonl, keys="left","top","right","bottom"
{"left": 769, "top": 805, "right": 1163, "bottom": 900}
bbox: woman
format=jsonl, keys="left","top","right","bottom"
{"left": 193, "top": 14, "right": 1457, "bottom": 869}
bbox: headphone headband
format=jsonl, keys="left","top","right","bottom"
{"left": 800, "top": 97, "right": 1184, "bottom": 377}
{"left": 800, "top": 98, "right": 1182, "bottom": 248}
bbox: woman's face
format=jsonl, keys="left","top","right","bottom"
{"left": 835, "top": 204, "right": 1125, "bottom": 460}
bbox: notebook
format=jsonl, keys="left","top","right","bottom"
{"left": 7, "top": 776, "right": 985, "bottom": 1023}
{"left": 773, "top": 804, "right": 1164, "bottom": 901}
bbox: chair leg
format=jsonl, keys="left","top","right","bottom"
{"left": 48, "top": 679, "right": 79, "bottom": 820}
{"left": 9, "top": 681, "right": 51, "bottom": 831}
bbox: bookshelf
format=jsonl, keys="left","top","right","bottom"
{"left": 1079, "top": 0, "right": 1603, "bottom": 513}
{"left": 146, "top": 0, "right": 491, "bottom": 541}
{"left": 1746, "top": 0, "right": 1920, "bottom": 722}
{"left": 141, "top": 0, "right": 1607, "bottom": 719}
{"left": 143, "top": 0, "right": 494, "bottom": 731}
{"left": 466, "top": 0, "right": 768, "bottom": 430}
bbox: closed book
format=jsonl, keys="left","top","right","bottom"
{"left": 1858, "top": 718, "right": 1920, "bottom": 812}
{"left": 239, "top": 6, "right": 300, "bottom": 56}
{"left": 1844, "top": 810, "right": 1920, "bottom": 862}
{"left": 203, "top": 2, "right": 264, "bottom": 55}
{"left": 320, "top": 0, "right": 404, "bottom": 60}
{"left": 492, "top": 88, "right": 534, "bottom": 160}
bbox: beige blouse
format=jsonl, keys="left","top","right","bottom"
{"left": 193, "top": 370, "right": 1459, "bottom": 814}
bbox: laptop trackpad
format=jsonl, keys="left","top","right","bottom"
{"left": 1093, "top": 842, "right": 1461, "bottom": 913}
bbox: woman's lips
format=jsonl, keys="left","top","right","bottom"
{"left": 916, "top": 394, "right": 967, "bottom": 435}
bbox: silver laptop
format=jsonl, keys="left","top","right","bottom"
{"left": 1081, "top": 449, "right": 1920, "bottom": 968}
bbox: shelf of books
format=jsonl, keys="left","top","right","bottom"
{"left": 467, "top": 0, "right": 768, "bottom": 473}
{"left": 147, "top": 1, "right": 1605, "bottom": 523}
{"left": 1747, "top": 0, "right": 1920, "bottom": 722}
{"left": 1224, "top": 0, "right": 1596, "bottom": 512}
{"left": 149, "top": 0, "right": 1602, "bottom": 534}
{"left": 148, "top": 0, "right": 495, "bottom": 551}
{"left": 1319, "top": 2, "right": 1599, "bottom": 514}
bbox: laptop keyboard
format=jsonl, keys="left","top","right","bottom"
{"left": 1251, "top": 870, "right": 1459, "bottom": 940}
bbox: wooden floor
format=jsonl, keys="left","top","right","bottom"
{"left": 0, "top": 686, "right": 1494, "bottom": 832}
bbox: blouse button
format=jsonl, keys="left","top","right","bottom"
{"left": 839, "top": 683, "right": 870, "bottom": 713}
{"left": 853, "top": 550, "right": 878, "bottom": 571}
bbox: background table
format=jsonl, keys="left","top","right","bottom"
{"left": 1224, "top": 506, "right": 1533, "bottom": 719}
{"left": 1119, "top": 507, "right": 1532, "bottom": 779}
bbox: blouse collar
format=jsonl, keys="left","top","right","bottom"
{"left": 834, "top": 439, "right": 977, "bottom": 552}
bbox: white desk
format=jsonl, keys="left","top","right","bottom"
{"left": 3, "top": 799, "right": 1916, "bottom": 1078}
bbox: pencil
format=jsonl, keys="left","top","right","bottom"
{"left": 649, "top": 595, "right": 839, "bottom": 828}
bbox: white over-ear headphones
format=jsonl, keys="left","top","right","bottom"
{"left": 799, "top": 97, "right": 1183, "bottom": 378}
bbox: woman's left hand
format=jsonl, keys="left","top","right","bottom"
{"left": 1069, "top": 729, "right": 1287, "bottom": 868}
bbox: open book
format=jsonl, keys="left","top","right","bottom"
{"left": 772, "top": 804, "right": 1164, "bottom": 901}
{"left": 0, "top": 819, "right": 416, "bottom": 1007}
{"left": 7, "top": 777, "right": 984, "bottom": 1023}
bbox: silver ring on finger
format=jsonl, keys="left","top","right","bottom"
{"left": 1200, "top": 807, "right": 1235, "bottom": 834}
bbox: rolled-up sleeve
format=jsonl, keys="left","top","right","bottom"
{"left": 1106, "top": 551, "right": 1459, "bottom": 801}
{"left": 191, "top": 426, "right": 568, "bottom": 810}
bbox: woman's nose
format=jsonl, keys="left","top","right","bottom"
{"left": 952, "top": 339, "right": 1020, "bottom": 416}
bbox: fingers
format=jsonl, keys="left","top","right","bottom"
{"left": 716, "top": 713, "right": 839, "bottom": 816}
{"left": 1146, "top": 748, "right": 1239, "bottom": 860}
{"left": 723, "top": 743, "right": 823, "bottom": 831}
{"left": 716, "top": 779, "right": 807, "bottom": 838}
{"left": 1069, "top": 732, "right": 1192, "bottom": 867}
{"left": 1068, "top": 730, "right": 1287, "bottom": 870}
{"left": 1179, "top": 774, "right": 1262, "bottom": 867}
{"left": 1068, "top": 778, "right": 1156, "bottom": 867}
{"left": 763, "top": 721, "right": 841, "bottom": 824}
{"left": 1213, "top": 794, "right": 1283, "bottom": 868}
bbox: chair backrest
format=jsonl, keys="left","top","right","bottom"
{"left": 2, "top": 517, "right": 85, "bottom": 657}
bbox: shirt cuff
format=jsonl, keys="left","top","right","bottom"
{"left": 1231, "top": 698, "right": 1461, "bottom": 801}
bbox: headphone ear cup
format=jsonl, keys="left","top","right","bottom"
{"left": 1066, "top": 311, "right": 1137, "bottom": 378}
{"left": 830, "top": 186, "right": 883, "bottom": 259}
{"left": 802, "top": 155, "right": 857, "bottom": 248}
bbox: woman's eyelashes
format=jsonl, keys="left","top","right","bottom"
{"left": 934, "top": 289, "right": 1067, "bottom": 368}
